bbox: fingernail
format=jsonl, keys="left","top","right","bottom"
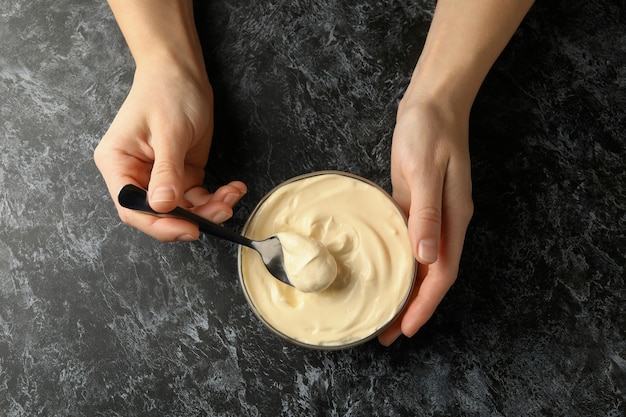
{"left": 379, "top": 337, "right": 394, "bottom": 347}
{"left": 224, "top": 192, "right": 240, "bottom": 206}
{"left": 213, "top": 211, "right": 230, "bottom": 224}
{"left": 177, "top": 234, "right": 196, "bottom": 242}
{"left": 418, "top": 239, "right": 438, "bottom": 263}
{"left": 151, "top": 186, "right": 176, "bottom": 203}
{"left": 379, "top": 331, "right": 400, "bottom": 347}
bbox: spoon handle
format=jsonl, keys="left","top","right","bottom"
{"left": 118, "top": 184, "right": 254, "bottom": 248}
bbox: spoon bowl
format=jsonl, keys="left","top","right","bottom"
{"left": 117, "top": 184, "right": 293, "bottom": 287}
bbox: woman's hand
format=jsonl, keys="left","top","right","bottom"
{"left": 378, "top": 0, "right": 533, "bottom": 346}
{"left": 94, "top": 63, "right": 246, "bottom": 242}
{"left": 379, "top": 98, "right": 473, "bottom": 346}
{"left": 95, "top": 0, "right": 246, "bottom": 241}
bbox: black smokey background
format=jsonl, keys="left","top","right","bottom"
{"left": 0, "top": 0, "right": 623, "bottom": 415}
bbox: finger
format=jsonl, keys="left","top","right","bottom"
{"left": 399, "top": 263, "right": 452, "bottom": 338}
{"left": 95, "top": 132, "right": 191, "bottom": 240}
{"left": 213, "top": 181, "right": 248, "bottom": 203}
{"left": 117, "top": 190, "right": 237, "bottom": 241}
{"left": 181, "top": 182, "right": 247, "bottom": 224}
{"left": 378, "top": 319, "right": 403, "bottom": 347}
{"left": 184, "top": 181, "right": 248, "bottom": 208}
{"left": 118, "top": 207, "right": 201, "bottom": 242}
{"left": 192, "top": 203, "right": 234, "bottom": 225}
{"left": 94, "top": 133, "right": 151, "bottom": 197}
{"left": 405, "top": 163, "right": 445, "bottom": 265}
{"left": 147, "top": 128, "right": 189, "bottom": 213}
{"left": 212, "top": 181, "right": 248, "bottom": 206}
{"left": 377, "top": 262, "right": 428, "bottom": 345}
{"left": 400, "top": 191, "right": 473, "bottom": 337}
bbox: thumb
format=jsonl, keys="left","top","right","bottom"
{"left": 147, "top": 132, "right": 187, "bottom": 213}
{"left": 407, "top": 170, "right": 444, "bottom": 265}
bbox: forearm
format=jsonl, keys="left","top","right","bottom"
{"left": 405, "top": 0, "right": 534, "bottom": 115}
{"left": 107, "top": 0, "right": 206, "bottom": 80}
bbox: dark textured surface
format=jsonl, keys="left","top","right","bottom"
{"left": 1, "top": 0, "right": 624, "bottom": 415}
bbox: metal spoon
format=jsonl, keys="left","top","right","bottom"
{"left": 117, "top": 184, "right": 293, "bottom": 287}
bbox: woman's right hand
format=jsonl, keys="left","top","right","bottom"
{"left": 94, "top": 61, "right": 246, "bottom": 242}
{"left": 95, "top": 0, "right": 246, "bottom": 242}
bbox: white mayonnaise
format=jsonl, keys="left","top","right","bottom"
{"left": 276, "top": 232, "right": 337, "bottom": 293}
{"left": 239, "top": 172, "right": 415, "bottom": 347}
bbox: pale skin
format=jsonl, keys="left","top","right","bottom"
{"left": 94, "top": 0, "right": 534, "bottom": 346}
{"left": 378, "top": 0, "right": 535, "bottom": 345}
{"left": 94, "top": 0, "right": 248, "bottom": 242}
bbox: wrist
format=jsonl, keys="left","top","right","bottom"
{"left": 401, "top": 0, "right": 534, "bottom": 118}
{"left": 109, "top": 0, "right": 208, "bottom": 83}
{"left": 398, "top": 68, "right": 472, "bottom": 131}
{"left": 135, "top": 47, "right": 209, "bottom": 88}
{"left": 401, "top": 58, "right": 482, "bottom": 120}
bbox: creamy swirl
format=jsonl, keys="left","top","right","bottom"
{"left": 240, "top": 172, "right": 415, "bottom": 347}
{"left": 276, "top": 232, "right": 337, "bottom": 293}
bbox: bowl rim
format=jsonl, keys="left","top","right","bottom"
{"left": 237, "top": 170, "right": 417, "bottom": 350}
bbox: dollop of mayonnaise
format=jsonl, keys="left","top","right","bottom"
{"left": 240, "top": 173, "right": 415, "bottom": 347}
{"left": 276, "top": 232, "right": 337, "bottom": 293}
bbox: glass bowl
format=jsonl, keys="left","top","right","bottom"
{"left": 238, "top": 171, "right": 416, "bottom": 350}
